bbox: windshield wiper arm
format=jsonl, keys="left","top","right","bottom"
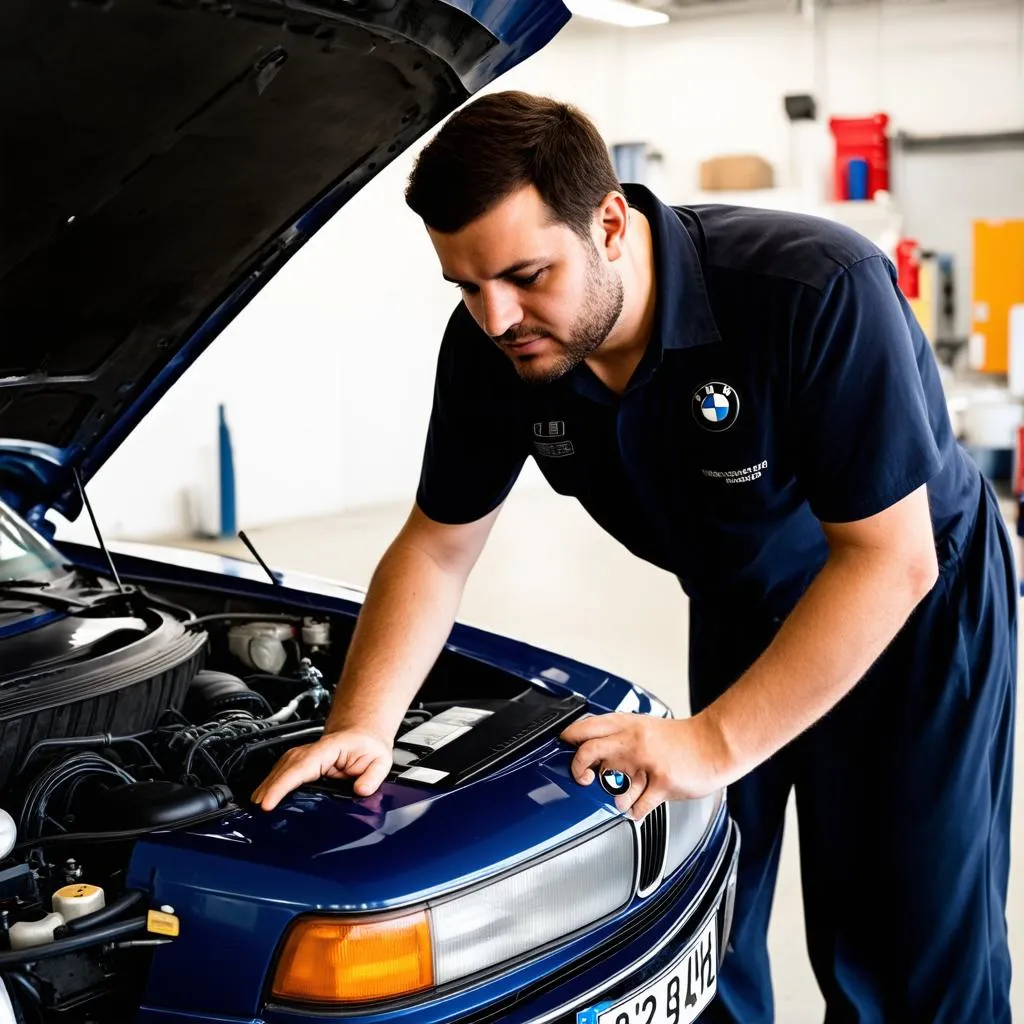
{"left": 0, "top": 581, "right": 90, "bottom": 611}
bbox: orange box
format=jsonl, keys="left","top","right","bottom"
{"left": 971, "top": 219, "right": 1024, "bottom": 374}
{"left": 698, "top": 155, "right": 774, "bottom": 192}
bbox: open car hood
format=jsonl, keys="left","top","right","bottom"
{"left": 0, "top": 0, "right": 569, "bottom": 522}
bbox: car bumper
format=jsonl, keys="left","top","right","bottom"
{"left": 137, "top": 813, "right": 739, "bottom": 1024}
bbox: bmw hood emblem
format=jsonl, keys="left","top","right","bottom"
{"left": 693, "top": 381, "right": 740, "bottom": 432}
{"left": 599, "top": 769, "right": 631, "bottom": 796}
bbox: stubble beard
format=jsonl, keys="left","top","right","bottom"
{"left": 501, "top": 245, "right": 624, "bottom": 386}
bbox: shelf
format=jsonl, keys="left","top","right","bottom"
{"left": 895, "top": 130, "right": 1024, "bottom": 152}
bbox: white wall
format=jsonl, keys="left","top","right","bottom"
{"left": 594, "top": 0, "right": 1024, "bottom": 202}
{"left": 56, "top": 1, "right": 1024, "bottom": 541}
{"left": 55, "top": 22, "right": 617, "bottom": 543}
{"left": 595, "top": 0, "right": 1024, "bottom": 338}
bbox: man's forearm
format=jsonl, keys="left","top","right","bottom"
{"left": 325, "top": 540, "right": 467, "bottom": 741}
{"left": 700, "top": 544, "right": 939, "bottom": 783}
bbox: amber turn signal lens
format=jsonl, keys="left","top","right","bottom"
{"left": 271, "top": 910, "right": 433, "bottom": 1003}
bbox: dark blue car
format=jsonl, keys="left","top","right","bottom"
{"left": 0, "top": 1, "right": 738, "bottom": 1021}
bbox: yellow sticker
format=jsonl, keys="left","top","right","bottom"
{"left": 147, "top": 910, "right": 180, "bottom": 937}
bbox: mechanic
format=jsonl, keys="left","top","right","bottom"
{"left": 253, "top": 91, "right": 1016, "bottom": 1023}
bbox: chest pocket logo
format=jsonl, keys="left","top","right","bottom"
{"left": 692, "top": 381, "right": 740, "bottom": 433}
{"left": 533, "top": 420, "right": 575, "bottom": 458}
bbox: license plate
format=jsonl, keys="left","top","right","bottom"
{"left": 577, "top": 914, "right": 718, "bottom": 1024}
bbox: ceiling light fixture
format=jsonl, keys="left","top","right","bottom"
{"left": 564, "top": 0, "right": 670, "bottom": 28}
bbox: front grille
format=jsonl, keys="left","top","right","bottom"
{"left": 638, "top": 802, "right": 668, "bottom": 894}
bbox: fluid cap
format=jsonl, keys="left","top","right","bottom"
{"left": 53, "top": 883, "right": 106, "bottom": 922}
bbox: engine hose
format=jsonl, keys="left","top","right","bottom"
{"left": 0, "top": 917, "right": 147, "bottom": 966}
{"left": 245, "top": 720, "right": 320, "bottom": 741}
{"left": 264, "top": 690, "right": 316, "bottom": 725}
{"left": 11, "top": 806, "right": 234, "bottom": 854}
{"left": 183, "top": 612, "right": 303, "bottom": 632}
{"left": 223, "top": 726, "right": 323, "bottom": 776}
{"left": 62, "top": 888, "right": 147, "bottom": 936}
{"left": 16, "top": 734, "right": 160, "bottom": 779}
{"left": 238, "top": 726, "right": 323, "bottom": 754}
{"left": 134, "top": 589, "right": 197, "bottom": 623}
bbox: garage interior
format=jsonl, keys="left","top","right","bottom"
{"left": 48, "top": 0, "right": 1024, "bottom": 1020}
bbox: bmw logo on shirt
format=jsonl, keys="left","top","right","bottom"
{"left": 692, "top": 381, "right": 740, "bottom": 432}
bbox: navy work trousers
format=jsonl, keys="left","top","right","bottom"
{"left": 690, "top": 484, "right": 1016, "bottom": 1023}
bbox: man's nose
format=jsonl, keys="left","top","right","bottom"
{"left": 478, "top": 284, "right": 522, "bottom": 339}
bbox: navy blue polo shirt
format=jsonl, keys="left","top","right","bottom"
{"left": 416, "top": 184, "right": 979, "bottom": 618}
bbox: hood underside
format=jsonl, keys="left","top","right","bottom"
{"left": 0, "top": 0, "right": 568, "bottom": 518}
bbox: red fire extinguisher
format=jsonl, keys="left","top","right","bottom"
{"left": 895, "top": 238, "right": 921, "bottom": 299}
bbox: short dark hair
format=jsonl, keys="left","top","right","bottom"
{"left": 405, "top": 91, "right": 621, "bottom": 238}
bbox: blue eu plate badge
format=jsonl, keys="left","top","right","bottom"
{"left": 576, "top": 913, "right": 718, "bottom": 1024}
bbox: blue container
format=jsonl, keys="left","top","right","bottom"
{"left": 847, "top": 156, "right": 869, "bottom": 200}
{"left": 217, "top": 403, "right": 237, "bottom": 538}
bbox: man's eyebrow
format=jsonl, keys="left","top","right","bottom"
{"left": 442, "top": 259, "right": 545, "bottom": 285}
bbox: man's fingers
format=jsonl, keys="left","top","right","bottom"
{"left": 560, "top": 713, "right": 623, "bottom": 747}
{"left": 571, "top": 737, "right": 620, "bottom": 785}
{"left": 353, "top": 757, "right": 391, "bottom": 797}
{"left": 251, "top": 732, "right": 395, "bottom": 812}
{"left": 252, "top": 757, "right": 291, "bottom": 805}
{"left": 627, "top": 783, "right": 663, "bottom": 822}
{"left": 337, "top": 752, "right": 369, "bottom": 778}
{"left": 614, "top": 768, "right": 648, "bottom": 815}
{"left": 254, "top": 742, "right": 340, "bottom": 810}
{"left": 255, "top": 756, "right": 319, "bottom": 811}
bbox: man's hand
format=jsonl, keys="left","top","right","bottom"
{"left": 251, "top": 729, "right": 393, "bottom": 811}
{"left": 560, "top": 714, "right": 729, "bottom": 821}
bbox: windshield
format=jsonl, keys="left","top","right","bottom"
{"left": 0, "top": 502, "right": 66, "bottom": 582}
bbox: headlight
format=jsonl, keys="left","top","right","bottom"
{"left": 431, "top": 817, "right": 635, "bottom": 984}
{"left": 663, "top": 792, "right": 721, "bottom": 878}
{"left": 270, "top": 820, "right": 635, "bottom": 1004}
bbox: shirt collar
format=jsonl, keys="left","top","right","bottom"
{"left": 562, "top": 184, "right": 722, "bottom": 404}
{"left": 623, "top": 182, "right": 722, "bottom": 353}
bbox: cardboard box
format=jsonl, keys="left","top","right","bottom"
{"left": 698, "top": 154, "right": 774, "bottom": 191}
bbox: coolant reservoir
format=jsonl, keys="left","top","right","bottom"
{"left": 9, "top": 912, "right": 64, "bottom": 949}
{"left": 228, "top": 622, "right": 292, "bottom": 674}
{"left": 53, "top": 883, "right": 105, "bottom": 922}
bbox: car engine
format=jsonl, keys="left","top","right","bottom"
{"left": 0, "top": 558, "right": 589, "bottom": 1023}
{"left": 0, "top": 573, "right": 379, "bottom": 1022}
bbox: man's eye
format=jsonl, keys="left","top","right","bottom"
{"left": 456, "top": 283, "right": 479, "bottom": 295}
{"left": 512, "top": 270, "right": 543, "bottom": 288}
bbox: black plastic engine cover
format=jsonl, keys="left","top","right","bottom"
{"left": 393, "top": 690, "right": 586, "bottom": 790}
{"left": 0, "top": 594, "right": 206, "bottom": 789}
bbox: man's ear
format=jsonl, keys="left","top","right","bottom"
{"left": 595, "top": 191, "right": 629, "bottom": 262}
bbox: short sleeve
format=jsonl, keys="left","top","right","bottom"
{"left": 415, "top": 307, "right": 528, "bottom": 524}
{"left": 791, "top": 254, "right": 943, "bottom": 523}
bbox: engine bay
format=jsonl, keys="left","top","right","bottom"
{"left": 0, "top": 568, "right": 584, "bottom": 1022}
